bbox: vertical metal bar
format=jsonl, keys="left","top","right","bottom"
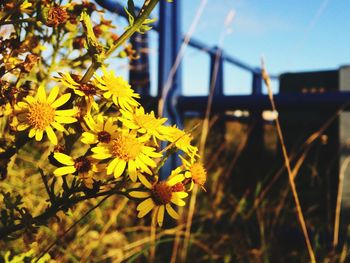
{"left": 209, "top": 47, "right": 224, "bottom": 96}
{"left": 207, "top": 47, "right": 226, "bottom": 151}
{"left": 235, "top": 70, "right": 265, "bottom": 193}
{"left": 252, "top": 70, "right": 263, "bottom": 95}
{"left": 158, "top": 0, "right": 182, "bottom": 178}
{"left": 129, "top": 33, "right": 150, "bottom": 97}
{"left": 250, "top": 70, "right": 264, "bottom": 152}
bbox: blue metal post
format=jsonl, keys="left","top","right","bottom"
{"left": 158, "top": 0, "right": 182, "bottom": 178}
{"left": 209, "top": 47, "right": 224, "bottom": 96}
{"left": 129, "top": 33, "right": 150, "bottom": 97}
{"left": 250, "top": 70, "right": 264, "bottom": 150}
{"left": 208, "top": 47, "right": 226, "bottom": 151}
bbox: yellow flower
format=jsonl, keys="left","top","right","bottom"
{"left": 0, "top": 103, "right": 12, "bottom": 116}
{"left": 20, "top": 0, "right": 33, "bottom": 14}
{"left": 81, "top": 114, "right": 118, "bottom": 145}
{"left": 55, "top": 72, "right": 98, "bottom": 111}
{"left": 164, "top": 125, "right": 198, "bottom": 158}
{"left": 91, "top": 130, "right": 162, "bottom": 181}
{"left": 15, "top": 86, "right": 77, "bottom": 145}
{"left": 119, "top": 106, "right": 168, "bottom": 145}
{"left": 95, "top": 67, "right": 140, "bottom": 111}
{"left": 180, "top": 156, "right": 207, "bottom": 191}
{"left": 53, "top": 152, "right": 102, "bottom": 189}
{"left": 129, "top": 174, "right": 188, "bottom": 227}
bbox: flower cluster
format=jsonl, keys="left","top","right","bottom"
{"left": 1, "top": 2, "right": 206, "bottom": 229}
{"left": 9, "top": 65, "right": 206, "bottom": 226}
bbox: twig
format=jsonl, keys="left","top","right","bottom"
{"left": 261, "top": 59, "right": 316, "bottom": 263}
{"left": 80, "top": 0, "right": 160, "bottom": 83}
{"left": 39, "top": 169, "right": 56, "bottom": 204}
{"left": 34, "top": 194, "right": 113, "bottom": 262}
{"left": 333, "top": 156, "right": 350, "bottom": 247}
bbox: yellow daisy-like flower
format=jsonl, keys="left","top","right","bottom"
{"left": 81, "top": 114, "right": 118, "bottom": 145}
{"left": 56, "top": 72, "right": 99, "bottom": 111}
{"left": 164, "top": 125, "right": 198, "bottom": 158}
{"left": 15, "top": 86, "right": 77, "bottom": 145}
{"left": 119, "top": 106, "right": 168, "bottom": 145}
{"left": 91, "top": 130, "right": 162, "bottom": 181}
{"left": 94, "top": 67, "right": 140, "bottom": 111}
{"left": 180, "top": 155, "right": 207, "bottom": 191}
{"left": 53, "top": 152, "right": 101, "bottom": 189}
{"left": 129, "top": 173, "right": 188, "bottom": 227}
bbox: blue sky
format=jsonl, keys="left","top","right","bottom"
{"left": 106, "top": 0, "right": 350, "bottom": 96}
{"left": 180, "top": 0, "right": 350, "bottom": 95}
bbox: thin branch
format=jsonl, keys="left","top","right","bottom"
{"left": 261, "top": 59, "right": 316, "bottom": 263}
{"left": 34, "top": 194, "right": 113, "bottom": 262}
{"left": 80, "top": 0, "right": 160, "bottom": 83}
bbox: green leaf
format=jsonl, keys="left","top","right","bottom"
{"left": 127, "top": 0, "right": 136, "bottom": 18}
{"left": 80, "top": 11, "right": 105, "bottom": 63}
{"left": 124, "top": 6, "right": 135, "bottom": 28}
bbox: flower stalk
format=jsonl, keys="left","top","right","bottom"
{"left": 80, "top": 0, "right": 159, "bottom": 83}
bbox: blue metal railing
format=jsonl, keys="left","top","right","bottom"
{"left": 95, "top": 0, "right": 350, "bottom": 109}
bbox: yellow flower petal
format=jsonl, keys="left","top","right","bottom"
{"left": 46, "top": 126, "right": 58, "bottom": 145}
{"left": 166, "top": 204, "right": 180, "bottom": 220}
{"left": 128, "top": 160, "right": 137, "bottom": 182}
{"left": 167, "top": 174, "right": 185, "bottom": 186}
{"left": 55, "top": 109, "right": 78, "bottom": 116}
{"left": 54, "top": 116, "right": 77, "bottom": 124}
{"left": 138, "top": 174, "right": 152, "bottom": 189}
{"left": 51, "top": 93, "right": 71, "bottom": 108}
{"left": 37, "top": 85, "right": 46, "bottom": 102}
{"left": 114, "top": 160, "right": 126, "bottom": 178}
{"left": 92, "top": 153, "right": 112, "bottom": 160}
{"left": 35, "top": 129, "right": 43, "bottom": 141}
{"left": 157, "top": 205, "right": 165, "bottom": 227}
{"left": 103, "top": 91, "right": 111, "bottom": 99}
{"left": 81, "top": 132, "right": 98, "bottom": 144}
{"left": 137, "top": 198, "right": 155, "bottom": 218}
{"left": 47, "top": 86, "right": 59, "bottom": 104}
{"left": 138, "top": 153, "right": 157, "bottom": 168}
{"left": 129, "top": 191, "right": 151, "bottom": 198}
{"left": 54, "top": 152, "right": 74, "bottom": 166}
{"left": 17, "top": 124, "right": 29, "bottom": 131}
{"left": 107, "top": 158, "right": 119, "bottom": 175}
{"left": 54, "top": 166, "right": 76, "bottom": 176}
{"left": 137, "top": 197, "right": 154, "bottom": 211}
{"left": 171, "top": 198, "right": 186, "bottom": 207}
{"left": 17, "top": 101, "right": 28, "bottom": 108}
{"left": 173, "top": 192, "right": 188, "bottom": 199}
{"left": 51, "top": 122, "right": 65, "bottom": 131}
{"left": 25, "top": 96, "right": 36, "bottom": 104}
{"left": 28, "top": 128, "right": 36, "bottom": 138}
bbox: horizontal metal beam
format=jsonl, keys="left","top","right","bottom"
{"left": 177, "top": 92, "right": 350, "bottom": 112}
{"left": 94, "top": 0, "right": 160, "bottom": 29}
{"left": 94, "top": 0, "right": 279, "bottom": 78}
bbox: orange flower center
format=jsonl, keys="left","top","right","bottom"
{"left": 74, "top": 156, "right": 91, "bottom": 174}
{"left": 152, "top": 181, "right": 172, "bottom": 205}
{"left": 26, "top": 102, "right": 55, "bottom": 130}
{"left": 111, "top": 135, "right": 142, "bottom": 161}
{"left": 79, "top": 83, "right": 97, "bottom": 96}
{"left": 97, "top": 131, "right": 111, "bottom": 143}
{"left": 46, "top": 6, "right": 68, "bottom": 27}
{"left": 172, "top": 182, "right": 185, "bottom": 192}
{"left": 190, "top": 163, "right": 207, "bottom": 186}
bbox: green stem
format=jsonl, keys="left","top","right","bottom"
{"left": 80, "top": 0, "right": 159, "bottom": 83}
